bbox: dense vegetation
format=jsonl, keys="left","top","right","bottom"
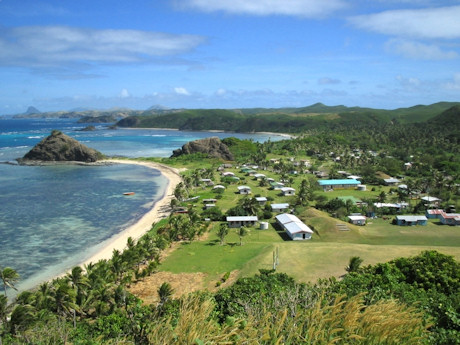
{"left": 1, "top": 248, "right": 458, "bottom": 343}
{"left": 116, "top": 102, "right": 460, "bottom": 133}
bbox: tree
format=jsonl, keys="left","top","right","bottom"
{"left": 345, "top": 256, "right": 363, "bottom": 273}
{"left": 0, "top": 267, "right": 19, "bottom": 297}
{"left": 157, "top": 282, "right": 174, "bottom": 306}
{"left": 217, "top": 223, "right": 229, "bottom": 246}
{"left": 237, "top": 227, "right": 248, "bottom": 246}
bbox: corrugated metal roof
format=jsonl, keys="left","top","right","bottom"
{"left": 284, "top": 221, "right": 313, "bottom": 234}
{"left": 227, "top": 216, "right": 258, "bottom": 221}
{"left": 396, "top": 216, "right": 427, "bottom": 221}
{"left": 318, "top": 179, "right": 361, "bottom": 185}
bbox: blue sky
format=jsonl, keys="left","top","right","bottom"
{"left": 0, "top": 0, "right": 459, "bottom": 114}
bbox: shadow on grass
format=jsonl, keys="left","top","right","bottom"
{"left": 272, "top": 222, "right": 291, "bottom": 241}
{"left": 206, "top": 239, "right": 220, "bottom": 246}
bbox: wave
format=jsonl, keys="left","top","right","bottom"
{"left": 28, "top": 136, "right": 43, "bottom": 139}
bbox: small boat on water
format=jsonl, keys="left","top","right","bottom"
{"left": 123, "top": 192, "right": 135, "bottom": 196}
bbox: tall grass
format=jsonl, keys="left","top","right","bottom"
{"left": 146, "top": 293, "right": 430, "bottom": 344}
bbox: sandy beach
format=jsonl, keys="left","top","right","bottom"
{"left": 80, "top": 159, "right": 182, "bottom": 267}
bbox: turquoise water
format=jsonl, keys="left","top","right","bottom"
{"left": 0, "top": 118, "right": 283, "bottom": 296}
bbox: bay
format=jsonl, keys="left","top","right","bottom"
{"left": 0, "top": 118, "right": 284, "bottom": 296}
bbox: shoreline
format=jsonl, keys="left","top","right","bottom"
{"left": 119, "top": 126, "right": 294, "bottom": 139}
{"left": 80, "top": 159, "right": 182, "bottom": 267}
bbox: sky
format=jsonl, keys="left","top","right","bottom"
{"left": 0, "top": 0, "right": 459, "bottom": 114}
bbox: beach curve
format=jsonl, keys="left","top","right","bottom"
{"left": 80, "top": 159, "right": 182, "bottom": 267}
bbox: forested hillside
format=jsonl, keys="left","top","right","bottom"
{"left": 116, "top": 102, "right": 460, "bottom": 133}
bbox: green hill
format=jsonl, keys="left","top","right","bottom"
{"left": 116, "top": 102, "right": 460, "bottom": 133}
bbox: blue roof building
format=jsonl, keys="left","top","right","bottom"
{"left": 318, "top": 179, "right": 361, "bottom": 191}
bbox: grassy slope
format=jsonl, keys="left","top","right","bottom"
{"left": 158, "top": 164, "right": 460, "bottom": 284}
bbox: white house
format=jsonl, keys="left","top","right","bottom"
{"left": 275, "top": 213, "right": 313, "bottom": 240}
{"left": 227, "top": 216, "right": 258, "bottom": 228}
{"left": 348, "top": 215, "right": 366, "bottom": 226}
{"left": 221, "top": 172, "right": 235, "bottom": 177}
{"left": 255, "top": 196, "right": 268, "bottom": 205}
{"left": 280, "top": 187, "right": 296, "bottom": 196}
{"left": 213, "top": 185, "right": 226, "bottom": 190}
{"left": 271, "top": 203, "right": 290, "bottom": 213}
{"left": 253, "top": 173, "right": 266, "bottom": 180}
{"left": 237, "top": 186, "right": 252, "bottom": 195}
{"left": 383, "top": 178, "right": 401, "bottom": 186}
{"left": 200, "top": 178, "right": 214, "bottom": 186}
{"left": 421, "top": 196, "right": 441, "bottom": 207}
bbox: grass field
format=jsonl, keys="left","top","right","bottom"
{"left": 158, "top": 164, "right": 460, "bottom": 285}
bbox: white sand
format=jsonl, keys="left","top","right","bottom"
{"left": 80, "top": 159, "right": 182, "bottom": 266}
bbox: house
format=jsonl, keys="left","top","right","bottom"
{"left": 237, "top": 186, "right": 252, "bottom": 195}
{"left": 221, "top": 172, "right": 235, "bottom": 177}
{"left": 348, "top": 215, "right": 366, "bottom": 226}
{"left": 339, "top": 196, "right": 366, "bottom": 207}
{"left": 275, "top": 213, "right": 313, "bottom": 240}
{"left": 395, "top": 215, "right": 428, "bottom": 226}
{"left": 270, "top": 181, "right": 285, "bottom": 190}
{"left": 213, "top": 185, "right": 226, "bottom": 190}
{"left": 200, "top": 178, "right": 214, "bottom": 186}
{"left": 204, "top": 204, "right": 216, "bottom": 210}
{"left": 383, "top": 178, "right": 401, "bottom": 186}
{"left": 373, "top": 202, "right": 409, "bottom": 210}
{"left": 426, "top": 209, "right": 460, "bottom": 225}
{"left": 440, "top": 212, "right": 460, "bottom": 226}
{"left": 318, "top": 179, "right": 361, "bottom": 191}
{"left": 227, "top": 216, "right": 258, "bottom": 228}
{"left": 280, "top": 187, "right": 295, "bottom": 196}
{"left": 421, "top": 196, "right": 441, "bottom": 207}
{"left": 426, "top": 209, "right": 444, "bottom": 219}
{"left": 271, "top": 203, "right": 290, "bottom": 213}
{"left": 253, "top": 173, "right": 266, "bottom": 180}
{"left": 203, "top": 198, "right": 217, "bottom": 204}
{"left": 255, "top": 196, "right": 267, "bottom": 205}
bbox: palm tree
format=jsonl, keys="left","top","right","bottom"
{"left": 345, "top": 256, "right": 363, "bottom": 273}
{"left": 217, "top": 223, "right": 229, "bottom": 246}
{"left": 0, "top": 267, "right": 19, "bottom": 297}
{"left": 237, "top": 227, "right": 248, "bottom": 246}
{"left": 0, "top": 294, "right": 8, "bottom": 337}
{"left": 157, "top": 282, "right": 174, "bottom": 306}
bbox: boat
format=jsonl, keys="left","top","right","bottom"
{"left": 123, "top": 192, "right": 135, "bottom": 195}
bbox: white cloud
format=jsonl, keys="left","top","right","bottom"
{"left": 119, "top": 89, "right": 131, "bottom": 98}
{"left": 443, "top": 73, "right": 460, "bottom": 90}
{"left": 349, "top": 5, "right": 460, "bottom": 39}
{"left": 176, "top": 0, "right": 346, "bottom": 18}
{"left": 318, "top": 77, "right": 341, "bottom": 85}
{"left": 385, "top": 39, "right": 458, "bottom": 59}
{"left": 0, "top": 26, "right": 205, "bottom": 68}
{"left": 174, "top": 87, "right": 191, "bottom": 95}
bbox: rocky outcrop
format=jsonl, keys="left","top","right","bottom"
{"left": 171, "top": 137, "right": 234, "bottom": 161}
{"left": 20, "top": 130, "right": 103, "bottom": 163}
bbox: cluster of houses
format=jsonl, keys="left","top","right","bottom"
{"left": 197, "top": 160, "right": 458, "bottom": 246}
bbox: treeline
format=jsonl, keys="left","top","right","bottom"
{"left": 1, "top": 248, "right": 458, "bottom": 343}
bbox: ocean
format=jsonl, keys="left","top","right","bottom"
{"left": 0, "top": 118, "right": 281, "bottom": 296}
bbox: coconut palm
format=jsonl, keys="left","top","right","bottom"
{"left": 237, "top": 227, "right": 248, "bottom": 246}
{"left": 157, "top": 282, "right": 174, "bottom": 306}
{"left": 345, "top": 256, "right": 363, "bottom": 273}
{"left": 217, "top": 223, "right": 229, "bottom": 246}
{"left": 0, "top": 266, "right": 19, "bottom": 297}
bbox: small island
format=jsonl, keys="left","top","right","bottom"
{"left": 18, "top": 130, "right": 104, "bottom": 164}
